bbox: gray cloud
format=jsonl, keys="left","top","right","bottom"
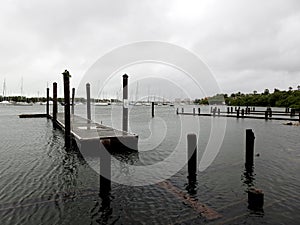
{"left": 0, "top": 0, "right": 299, "bottom": 97}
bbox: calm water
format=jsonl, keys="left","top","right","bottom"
{"left": 0, "top": 104, "right": 299, "bottom": 225}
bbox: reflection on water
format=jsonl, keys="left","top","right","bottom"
{"left": 0, "top": 105, "right": 299, "bottom": 224}
{"left": 242, "top": 166, "right": 255, "bottom": 190}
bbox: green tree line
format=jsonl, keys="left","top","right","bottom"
{"left": 195, "top": 88, "right": 300, "bottom": 109}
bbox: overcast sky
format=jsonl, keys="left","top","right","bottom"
{"left": 0, "top": 0, "right": 300, "bottom": 98}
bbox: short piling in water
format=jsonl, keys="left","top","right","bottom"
{"left": 152, "top": 102, "right": 155, "bottom": 117}
{"left": 198, "top": 108, "right": 201, "bottom": 115}
{"left": 53, "top": 82, "right": 58, "bottom": 123}
{"left": 176, "top": 108, "right": 179, "bottom": 115}
{"left": 237, "top": 109, "right": 240, "bottom": 118}
{"left": 193, "top": 108, "right": 195, "bottom": 115}
{"left": 227, "top": 107, "right": 230, "bottom": 114}
{"left": 62, "top": 70, "right": 71, "bottom": 148}
{"left": 217, "top": 108, "right": 220, "bottom": 116}
{"left": 187, "top": 134, "right": 197, "bottom": 181}
{"left": 268, "top": 107, "right": 272, "bottom": 117}
{"left": 71, "top": 88, "right": 75, "bottom": 115}
{"left": 122, "top": 74, "right": 129, "bottom": 132}
{"left": 231, "top": 107, "right": 233, "bottom": 113}
{"left": 241, "top": 109, "right": 245, "bottom": 117}
{"left": 86, "top": 83, "right": 91, "bottom": 121}
{"left": 245, "top": 129, "right": 255, "bottom": 169}
{"left": 248, "top": 188, "right": 264, "bottom": 210}
{"left": 265, "top": 110, "right": 268, "bottom": 120}
{"left": 46, "top": 88, "right": 50, "bottom": 117}
{"left": 182, "top": 108, "right": 184, "bottom": 113}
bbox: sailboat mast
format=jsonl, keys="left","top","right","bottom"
{"left": 2, "top": 79, "right": 6, "bottom": 97}
{"left": 135, "top": 82, "right": 139, "bottom": 103}
{"left": 21, "top": 77, "right": 23, "bottom": 96}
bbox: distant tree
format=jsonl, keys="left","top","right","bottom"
{"left": 288, "top": 86, "right": 293, "bottom": 91}
{"left": 297, "top": 85, "right": 300, "bottom": 91}
{"left": 264, "top": 89, "right": 270, "bottom": 95}
{"left": 253, "top": 90, "right": 257, "bottom": 95}
{"left": 274, "top": 88, "right": 280, "bottom": 93}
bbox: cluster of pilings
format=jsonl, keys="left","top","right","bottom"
{"left": 186, "top": 129, "right": 264, "bottom": 211}
{"left": 45, "top": 71, "right": 158, "bottom": 149}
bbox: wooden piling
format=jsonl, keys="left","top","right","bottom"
{"left": 152, "top": 102, "right": 155, "bottom": 117}
{"left": 198, "top": 108, "right": 201, "bottom": 115}
{"left": 268, "top": 107, "right": 272, "bottom": 118}
{"left": 53, "top": 82, "right": 58, "bottom": 123}
{"left": 182, "top": 108, "right": 184, "bottom": 113}
{"left": 248, "top": 188, "right": 264, "bottom": 209}
{"left": 218, "top": 108, "right": 220, "bottom": 116}
{"left": 245, "top": 129, "right": 255, "bottom": 169}
{"left": 241, "top": 109, "right": 245, "bottom": 117}
{"left": 237, "top": 109, "right": 240, "bottom": 118}
{"left": 176, "top": 108, "right": 179, "bottom": 115}
{"left": 265, "top": 110, "right": 268, "bottom": 120}
{"left": 193, "top": 108, "right": 195, "bottom": 115}
{"left": 46, "top": 88, "right": 50, "bottom": 117}
{"left": 62, "top": 70, "right": 71, "bottom": 148}
{"left": 187, "top": 134, "right": 197, "bottom": 180}
{"left": 71, "top": 88, "right": 75, "bottom": 115}
{"left": 86, "top": 83, "right": 91, "bottom": 121}
{"left": 227, "top": 107, "right": 230, "bottom": 114}
{"left": 122, "top": 74, "right": 128, "bottom": 132}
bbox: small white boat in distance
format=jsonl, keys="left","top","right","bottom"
{"left": 94, "top": 102, "right": 109, "bottom": 106}
{"left": 12, "top": 102, "right": 33, "bottom": 106}
{"left": 0, "top": 100, "right": 12, "bottom": 105}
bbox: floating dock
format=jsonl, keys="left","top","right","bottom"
{"left": 177, "top": 107, "right": 300, "bottom": 122}
{"left": 54, "top": 113, "right": 138, "bottom": 152}
{"left": 19, "top": 112, "right": 138, "bottom": 152}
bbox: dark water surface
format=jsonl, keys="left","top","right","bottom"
{"left": 0, "top": 104, "right": 299, "bottom": 225}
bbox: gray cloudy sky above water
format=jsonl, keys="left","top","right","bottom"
{"left": 0, "top": 0, "right": 300, "bottom": 98}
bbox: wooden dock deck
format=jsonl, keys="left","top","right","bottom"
{"left": 54, "top": 113, "right": 138, "bottom": 152}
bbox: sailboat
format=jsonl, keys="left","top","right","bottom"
{"left": 0, "top": 79, "right": 12, "bottom": 105}
{"left": 12, "top": 77, "right": 33, "bottom": 106}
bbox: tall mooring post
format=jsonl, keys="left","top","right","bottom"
{"left": 53, "top": 82, "right": 58, "bottom": 123}
{"left": 86, "top": 83, "right": 91, "bottom": 121}
{"left": 71, "top": 88, "right": 75, "bottom": 115}
{"left": 152, "top": 102, "right": 155, "bottom": 117}
{"left": 187, "top": 134, "right": 197, "bottom": 180}
{"left": 245, "top": 129, "right": 255, "bottom": 169}
{"left": 46, "top": 88, "right": 50, "bottom": 117}
{"left": 62, "top": 70, "right": 71, "bottom": 148}
{"left": 122, "top": 74, "right": 128, "bottom": 132}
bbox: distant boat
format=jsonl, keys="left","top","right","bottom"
{"left": 134, "top": 102, "right": 143, "bottom": 106}
{"left": 41, "top": 101, "right": 53, "bottom": 105}
{"left": 143, "top": 102, "right": 151, "bottom": 106}
{"left": 94, "top": 102, "right": 109, "bottom": 106}
{"left": 0, "top": 100, "right": 12, "bottom": 105}
{"left": 12, "top": 102, "right": 33, "bottom": 106}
